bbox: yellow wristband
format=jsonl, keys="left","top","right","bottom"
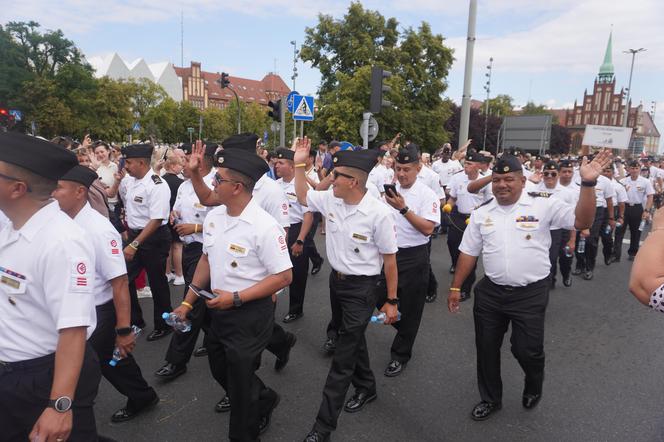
{"left": 449, "top": 287, "right": 461, "bottom": 292}
{"left": 295, "top": 163, "right": 306, "bottom": 168}
{"left": 181, "top": 301, "right": 193, "bottom": 310}
{"left": 194, "top": 224, "right": 198, "bottom": 233}
{"left": 128, "top": 242, "right": 139, "bottom": 250}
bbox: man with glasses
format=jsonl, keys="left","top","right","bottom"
{"left": 618, "top": 160, "right": 654, "bottom": 261}
{"left": 293, "top": 138, "right": 399, "bottom": 442}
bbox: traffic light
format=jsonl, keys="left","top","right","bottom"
{"left": 0, "top": 108, "right": 11, "bottom": 130}
{"left": 370, "top": 66, "right": 392, "bottom": 114}
{"left": 219, "top": 72, "right": 230, "bottom": 89}
{"left": 268, "top": 99, "right": 281, "bottom": 122}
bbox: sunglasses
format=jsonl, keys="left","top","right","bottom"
{"left": 542, "top": 172, "right": 558, "bottom": 177}
{"left": 213, "top": 172, "right": 242, "bottom": 186}
{"left": 332, "top": 170, "right": 356, "bottom": 180}
{"left": 0, "top": 171, "right": 31, "bottom": 192}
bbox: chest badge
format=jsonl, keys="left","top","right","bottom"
{"left": 484, "top": 216, "right": 494, "bottom": 227}
{"left": 134, "top": 196, "right": 143, "bottom": 203}
{"left": 231, "top": 261, "right": 238, "bottom": 268}
{"left": 525, "top": 234, "right": 532, "bottom": 240}
{"left": 352, "top": 233, "right": 368, "bottom": 241}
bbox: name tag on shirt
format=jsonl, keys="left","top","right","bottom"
{"left": 228, "top": 243, "right": 249, "bottom": 257}
{"left": 0, "top": 266, "right": 27, "bottom": 294}
{"left": 352, "top": 233, "right": 369, "bottom": 242}
{"left": 134, "top": 196, "right": 143, "bottom": 203}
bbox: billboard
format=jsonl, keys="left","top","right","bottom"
{"left": 581, "top": 125, "right": 633, "bottom": 150}
{"left": 499, "top": 115, "right": 552, "bottom": 154}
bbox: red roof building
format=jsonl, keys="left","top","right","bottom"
{"left": 174, "top": 61, "right": 291, "bottom": 110}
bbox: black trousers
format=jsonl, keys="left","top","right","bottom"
{"left": 306, "top": 212, "right": 324, "bottom": 266}
{"left": 447, "top": 209, "right": 476, "bottom": 293}
{"left": 126, "top": 225, "right": 173, "bottom": 330}
{"left": 315, "top": 271, "right": 377, "bottom": 434}
{"left": 473, "top": 277, "right": 550, "bottom": 404}
{"left": 206, "top": 297, "right": 276, "bottom": 442}
{"left": 376, "top": 244, "right": 429, "bottom": 363}
{"left": 287, "top": 222, "right": 310, "bottom": 315}
{"left": 549, "top": 229, "right": 572, "bottom": 284}
{"left": 426, "top": 239, "right": 438, "bottom": 297}
{"left": 0, "top": 345, "right": 101, "bottom": 442}
{"left": 615, "top": 204, "right": 644, "bottom": 258}
{"left": 89, "top": 300, "right": 157, "bottom": 409}
{"left": 600, "top": 207, "right": 619, "bottom": 263}
{"left": 166, "top": 242, "right": 209, "bottom": 366}
{"left": 575, "top": 207, "right": 607, "bottom": 272}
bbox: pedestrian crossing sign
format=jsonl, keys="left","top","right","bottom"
{"left": 292, "top": 95, "right": 315, "bottom": 121}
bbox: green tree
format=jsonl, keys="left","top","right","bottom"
{"left": 486, "top": 94, "right": 515, "bottom": 117}
{"left": 521, "top": 101, "right": 559, "bottom": 124}
{"left": 300, "top": 2, "right": 454, "bottom": 149}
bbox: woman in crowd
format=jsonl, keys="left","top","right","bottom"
{"left": 629, "top": 206, "right": 664, "bottom": 310}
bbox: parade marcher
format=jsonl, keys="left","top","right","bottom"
{"left": 446, "top": 150, "right": 492, "bottom": 300}
{"left": 432, "top": 144, "right": 462, "bottom": 235}
{"left": 171, "top": 147, "right": 293, "bottom": 441}
{"left": 601, "top": 166, "right": 627, "bottom": 265}
{"left": 0, "top": 207, "right": 8, "bottom": 229}
{"left": 448, "top": 151, "right": 612, "bottom": 421}
{"left": 53, "top": 165, "right": 159, "bottom": 423}
{"left": 617, "top": 160, "right": 654, "bottom": 261}
{"left": 275, "top": 147, "right": 314, "bottom": 322}
{"left": 162, "top": 148, "right": 186, "bottom": 286}
{"left": 378, "top": 144, "right": 440, "bottom": 376}
{"left": 304, "top": 148, "right": 325, "bottom": 275}
{"left": 293, "top": 137, "right": 399, "bottom": 442}
{"left": 0, "top": 132, "right": 100, "bottom": 441}
{"left": 118, "top": 143, "right": 173, "bottom": 340}
{"left": 154, "top": 143, "right": 218, "bottom": 380}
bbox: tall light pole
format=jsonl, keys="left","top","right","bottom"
{"left": 290, "top": 40, "right": 299, "bottom": 143}
{"left": 458, "top": 0, "right": 477, "bottom": 150}
{"left": 482, "top": 57, "right": 493, "bottom": 152}
{"left": 622, "top": 48, "right": 646, "bottom": 128}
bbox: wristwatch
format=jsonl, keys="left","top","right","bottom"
{"left": 581, "top": 180, "right": 597, "bottom": 187}
{"left": 385, "top": 297, "right": 399, "bottom": 305}
{"left": 115, "top": 327, "right": 132, "bottom": 336}
{"left": 399, "top": 206, "right": 409, "bottom": 216}
{"left": 47, "top": 396, "right": 73, "bottom": 413}
{"left": 129, "top": 240, "right": 140, "bottom": 250}
{"left": 233, "top": 291, "right": 243, "bottom": 308}
{"left": 295, "top": 239, "right": 304, "bottom": 246}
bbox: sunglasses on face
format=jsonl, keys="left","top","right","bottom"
{"left": 332, "top": 170, "right": 356, "bottom": 181}
{"left": 542, "top": 172, "right": 558, "bottom": 177}
{"left": 213, "top": 172, "right": 242, "bottom": 186}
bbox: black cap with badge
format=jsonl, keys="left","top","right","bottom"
{"left": 275, "top": 147, "right": 295, "bottom": 161}
{"left": 0, "top": 132, "right": 78, "bottom": 180}
{"left": 396, "top": 144, "right": 419, "bottom": 164}
{"left": 543, "top": 160, "right": 559, "bottom": 171}
{"left": 221, "top": 133, "right": 259, "bottom": 151}
{"left": 559, "top": 159, "right": 573, "bottom": 168}
{"left": 216, "top": 148, "right": 269, "bottom": 182}
{"left": 332, "top": 150, "right": 376, "bottom": 173}
{"left": 122, "top": 144, "right": 153, "bottom": 159}
{"left": 60, "top": 165, "right": 98, "bottom": 188}
{"left": 492, "top": 154, "right": 522, "bottom": 174}
{"left": 465, "top": 150, "right": 483, "bottom": 163}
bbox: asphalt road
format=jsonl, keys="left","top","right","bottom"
{"left": 96, "top": 233, "right": 664, "bottom": 442}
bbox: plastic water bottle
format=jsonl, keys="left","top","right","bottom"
{"left": 603, "top": 225, "right": 612, "bottom": 235}
{"left": 564, "top": 245, "right": 574, "bottom": 258}
{"left": 370, "top": 311, "right": 402, "bottom": 324}
{"left": 109, "top": 325, "right": 142, "bottom": 367}
{"left": 162, "top": 312, "right": 192, "bottom": 332}
{"left": 615, "top": 221, "right": 622, "bottom": 229}
{"left": 577, "top": 237, "right": 586, "bottom": 254}
{"left": 639, "top": 219, "right": 647, "bottom": 231}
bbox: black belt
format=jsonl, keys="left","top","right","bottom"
{"left": 0, "top": 352, "right": 54, "bottom": 374}
{"left": 128, "top": 225, "right": 167, "bottom": 236}
{"left": 397, "top": 243, "right": 429, "bottom": 256}
{"left": 331, "top": 269, "right": 377, "bottom": 281}
{"left": 627, "top": 203, "right": 643, "bottom": 207}
{"left": 487, "top": 276, "right": 549, "bottom": 293}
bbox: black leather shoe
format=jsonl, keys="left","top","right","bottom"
{"left": 522, "top": 393, "right": 541, "bottom": 409}
{"left": 470, "top": 401, "right": 502, "bottom": 421}
{"left": 283, "top": 312, "right": 303, "bottom": 323}
{"left": 583, "top": 270, "right": 593, "bottom": 280}
{"left": 344, "top": 390, "right": 377, "bottom": 413}
{"left": 193, "top": 346, "right": 208, "bottom": 357}
{"left": 449, "top": 265, "right": 455, "bottom": 274}
{"left": 304, "top": 430, "right": 330, "bottom": 442}
{"left": 572, "top": 268, "right": 583, "bottom": 275}
{"left": 604, "top": 255, "right": 612, "bottom": 265}
{"left": 323, "top": 338, "right": 336, "bottom": 355}
{"left": 459, "top": 292, "right": 471, "bottom": 302}
{"left": 215, "top": 395, "right": 231, "bottom": 413}
{"left": 154, "top": 363, "right": 186, "bottom": 380}
{"left": 259, "top": 392, "right": 280, "bottom": 435}
{"left": 275, "top": 332, "right": 297, "bottom": 371}
{"left": 110, "top": 395, "right": 159, "bottom": 423}
{"left": 311, "top": 258, "right": 324, "bottom": 275}
{"left": 147, "top": 328, "right": 172, "bottom": 342}
{"left": 563, "top": 275, "right": 572, "bottom": 287}
{"left": 384, "top": 360, "right": 406, "bottom": 377}
{"left": 425, "top": 292, "right": 438, "bottom": 303}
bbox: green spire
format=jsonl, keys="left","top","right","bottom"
{"left": 598, "top": 31, "right": 614, "bottom": 83}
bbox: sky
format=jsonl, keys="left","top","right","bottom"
{"left": 3, "top": 0, "right": 664, "bottom": 150}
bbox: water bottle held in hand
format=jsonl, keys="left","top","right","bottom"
{"left": 370, "top": 311, "right": 401, "bottom": 324}
{"left": 163, "top": 312, "right": 192, "bottom": 332}
{"left": 639, "top": 219, "right": 647, "bottom": 231}
{"left": 603, "top": 225, "right": 611, "bottom": 235}
{"left": 109, "top": 325, "right": 142, "bottom": 367}
{"left": 564, "top": 245, "right": 574, "bottom": 258}
{"left": 577, "top": 237, "right": 586, "bottom": 254}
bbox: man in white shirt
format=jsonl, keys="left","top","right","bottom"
{"left": 304, "top": 148, "right": 325, "bottom": 274}
{"left": 618, "top": 160, "right": 655, "bottom": 260}
{"left": 432, "top": 145, "right": 462, "bottom": 234}
{"left": 600, "top": 165, "right": 627, "bottom": 265}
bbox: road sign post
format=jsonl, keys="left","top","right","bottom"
{"left": 292, "top": 95, "right": 315, "bottom": 122}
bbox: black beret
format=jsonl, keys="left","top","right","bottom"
{"left": 332, "top": 150, "right": 375, "bottom": 173}
{"left": 275, "top": 148, "right": 294, "bottom": 161}
{"left": 122, "top": 144, "right": 153, "bottom": 159}
{"left": 0, "top": 132, "right": 77, "bottom": 180}
{"left": 559, "top": 159, "right": 573, "bottom": 168}
{"left": 366, "top": 149, "right": 382, "bottom": 161}
{"left": 222, "top": 133, "right": 259, "bottom": 151}
{"left": 543, "top": 161, "right": 559, "bottom": 171}
{"left": 465, "top": 150, "right": 482, "bottom": 163}
{"left": 204, "top": 143, "right": 219, "bottom": 157}
{"left": 396, "top": 145, "right": 419, "bottom": 164}
{"left": 60, "top": 165, "right": 98, "bottom": 188}
{"left": 493, "top": 155, "right": 522, "bottom": 174}
{"left": 479, "top": 152, "right": 493, "bottom": 163}
{"left": 628, "top": 160, "right": 639, "bottom": 167}
{"left": 179, "top": 143, "right": 192, "bottom": 154}
{"left": 215, "top": 149, "right": 269, "bottom": 182}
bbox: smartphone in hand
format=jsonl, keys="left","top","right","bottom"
{"left": 189, "top": 284, "right": 217, "bottom": 300}
{"left": 383, "top": 184, "right": 397, "bottom": 198}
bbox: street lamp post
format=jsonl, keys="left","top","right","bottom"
{"left": 482, "top": 57, "right": 493, "bottom": 152}
{"left": 290, "top": 40, "right": 299, "bottom": 143}
{"left": 622, "top": 48, "right": 646, "bottom": 128}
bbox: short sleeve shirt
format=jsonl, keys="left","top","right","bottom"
{"left": 253, "top": 174, "right": 290, "bottom": 228}
{"left": 173, "top": 170, "right": 216, "bottom": 244}
{"left": 120, "top": 172, "right": 171, "bottom": 229}
{"left": 620, "top": 176, "right": 655, "bottom": 205}
{"left": 390, "top": 180, "right": 440, "bottom": 248}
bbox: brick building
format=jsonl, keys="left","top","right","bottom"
{"left": 173, "top": 62, "right": 290, "bottom": 111}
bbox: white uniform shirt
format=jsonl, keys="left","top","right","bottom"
{"left": 448, "top": 172, "right": 492, "bottom": 214}
{"left": 435, "top": 159, "right": 463, "bottom": 187}
{"left": 610, "top": 179, "right": 628, "bottom": 205}
{"left": 306, "top": 190, "right": 398, "bottom": 276}
{"left": 460, "top": 192, "right": 576, "bottom": 287}
{"left": 574, "top": 175, "right": 615, "bottom": 208}
{"left": 367, "top": 181, "right": 382, "bottom": 200}
{"left": 203, "top": 199, "right": 292, "bottom": 293}
{"left": 649, "top": 166, "right": 664, "bottom": 181}
{"left": 417, "top": 165, "right": 445, "bottom": 200}
{"left": 306, "top": 167, "right": 320, "bottom": 186}
{"left": 0, "top": 202, "right": 96, "bottom": 362}
{"left": 620, "top": 176, "right": 655, "bottom": 206}
{"left": 73, "top": 203, "right": 127, "bottom": 306}
{"left": 253, "top": 174, "right": 290, "bottom": 229}
{"left": 389, "top": 181, "right": 440, "bottom": 248}
{"left": 369, "top": 164, "right": 388, "bottom": 190}
{"left": 0, "top": 209, "right": 9, "bottom": 230}
{"left": 522, "top": 165, "right": 533, "bottom": 179}
{"left": 535, "top": 181, "right": 577, "bottom": 206}
{"left": 278, "top": 177, "right": 310, "bottom": 224}
{"left": 119, "top": 172, "right": 171, "bottom": 229}
{"left": 173, "top": 169, "right": 216, "bottom": 244}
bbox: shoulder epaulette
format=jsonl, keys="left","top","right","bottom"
{"left": 528, "top": 191, "right": 552, "bottom": 198}
{"left": 477, "top": 197, "right": 494, "bottom": 208}
{"left": 151, "top": 174, "right": 163, "bottom": 184}
{"left": 452, "top": 169, "right": 464, "bottom": 175}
